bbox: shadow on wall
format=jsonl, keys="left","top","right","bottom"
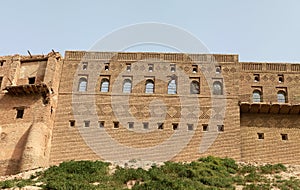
{"left": 5, "top": 124, "right": 32, "bottom": 175}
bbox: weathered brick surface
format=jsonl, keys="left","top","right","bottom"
{"left": 1, "top": 51, "right": 300, "bottom": 175}
{"left": 0, "top": 52, "right": 62, "bottom": 175}
{"left": 50, "top": 52, "right": 241, "bottom": 164}
{"left": 241, "top": 113, "right": 300, "bottom": 164}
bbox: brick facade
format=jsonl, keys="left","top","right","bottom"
{"left": 0, "top": 51, "right": 300, "bottom": 175}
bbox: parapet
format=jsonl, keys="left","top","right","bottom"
{"left": 64, "top": 51, "right": 239, "bottom": 63}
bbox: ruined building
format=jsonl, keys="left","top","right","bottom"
{"left": 0, "top": 51, "right": 62, "bottom": 175}
{"left": 1, "top": 51, "right": 300, "bottom": 175}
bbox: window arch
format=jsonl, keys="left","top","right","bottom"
{"left": 167, "top": 79, "right": 177, "bottom": 94}
{"left": 78, "top": 77, "right": 87, "bottom": 92}
{"left": 190, "top": 80, "right": 200, "bottom": 94}
{"left": 277, "top": 91, "right": 286, "bottom": 103}
{"left": 123, "top": 79, "right": 132, "bottom": 93}
{"left": 100, "top": 78, "right": 109, "bottom": 92}
{"left": 213, "top": 81, "right": 223, "bottom": 95}
{"left": 252, "top": 90, "right": 262, "bottom": 102}
{"left": 145, "top": 79, "right": 154, "bottom": 94}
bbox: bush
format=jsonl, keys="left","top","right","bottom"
{"left": 0, "top": 157, "right": 293, "bottom": 190}
{"left": 244, "top": 171, "right": 262, "bottom": 183}
{"left": 114, "top": 167, "right": 149, "bottom": 184}
{"left": 0, "top": 180, "right": 14, "bottom": 188}
{"left": 38, "top": 160, "right": 111, "bottom": 190}
{"left": 243, "top": 183, "right": 271, "bottom": 190}
{"left": 259, "top": 163, "right": 287, "bottom": 174}
{"left": 238, "top": 165, "right": 256, "bottom": 174}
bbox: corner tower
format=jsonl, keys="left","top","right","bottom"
{"left": 0, "top": 51, "right": 62, "bottom": 175}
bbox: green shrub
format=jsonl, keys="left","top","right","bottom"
{"left": 16, "top": 179, "right": 32, "bottom": 188}
{"left": 274, "top": 177, "right": 300, "bottom": 190}
{"left": 37, "top": 160, "right": 111, "bottom": 190}
{"left": 233, "top": 175, "right": 245, "bottom": 185}
{"left": 199, "top": 156, "right": 238, "bottom": 174}
{"left": 243, "top": 183, "right": 271, "bottom": 190}
{"left": 238, "top": 165, "right": 256, "bottom": 174}
{"left": 114, "top": 167, "right": 149, "bottom": 184}
{"left": 0, "top": 180, "right": 14, "bottom": 188}
{"left": 0, "top": 157, "right": 292, "bottom": 190}
{"left": 244, "top": 171, "right": 262, "bottom": 183}
{"left": 259, "top": 163, "right": 287, "bottom": 174}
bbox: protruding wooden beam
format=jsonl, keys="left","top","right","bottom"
{"left": 27, "top": 50, "right": 32, "bottom": 58}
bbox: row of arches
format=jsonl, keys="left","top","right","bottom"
{"left": 78, "top": 77, "right": 223, "bottom": 95}
{"left": 252, "top": 90, "right": 287, "bottom": 103}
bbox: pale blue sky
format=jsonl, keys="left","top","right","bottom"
{"left": 1, "top": 0, "right": 300, "bottom": 62}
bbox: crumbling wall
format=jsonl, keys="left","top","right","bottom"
{"left": 0, "top": 52, "right": 62, "bottom": 175}
{"left": 19, "top": 122, "right": 51, "bottom": 171}
{"left": 0, "top": 95, "right": 46, "bottom": 175}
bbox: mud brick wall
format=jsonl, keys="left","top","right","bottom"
{"left": 241, "top": 113, "right": 300, "bottom": 164}
{"left": 50, "top": 52, "right": 241, "bottom": 165}
{"left": 0, "top": 52, "right": 62, "bottom": 175}
{"left": 2, "top": 50, "right": 300, "bottom": 176}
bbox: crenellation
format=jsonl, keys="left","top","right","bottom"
{"left": 291, "top": 64, "right": 300, "bottom": 72}
{"left": 266, "top": 63, "right": 287, "bottom": 71}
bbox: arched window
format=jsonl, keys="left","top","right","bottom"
{"left": 78, "top": 77, "right": 87, "bottom": 92}
{"left": 190, "top": 81, "right": 200, "bottom": 94}
{"left": 277, "top": 91, "right": 286, "bottom": 103}
{"left": 145, "top": 79, "right": 154, "bottom": 94}
{"left": 123, "top": 79, "right": 132, "bottom": 93}
{"left": 252, "top": 90, "right": 262, "bottom": 102}
{"left": 167, "top": 79, "right": 177, "bottom": 94}
{"left": 100, "top": 78, "right": 109, "bottom": 92}
{"left": 213, "top": 81, "right": 223, "bottom": 95}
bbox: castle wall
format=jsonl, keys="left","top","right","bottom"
{"left": 239, "top": 62, "right": 300, "bottom": 103}
{"left": 50, "top": 52, "right": 242, "bottom": 165}
{"left": 241, "top": 113, "right": 300, "bottom": 164}
{"left": 239, "top": 62, "right": 300, "bottom": 164}
{"left": 2, "top": 50, "right": 300, "bottom": 175}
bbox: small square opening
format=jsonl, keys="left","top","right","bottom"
{"left": 188, "top": 124, "right": 194, "bottom": 131}
{"left": 278, "top": 74, "right": 284, "bottom": 83}
{"left": 28, "top": 77, "right": 36, "bottom": 84}
{"left": 254, "top": 74, "right": 260, "bottom": 82}
{"left": 82, "top": 62, "right": 88, "bottom": 70}
{"left": 99, "top": 121, "right": 104, "bottom": 128}
{"left": 157, "top": 123, "right": 164, "bottom": 130}
{"left": 257, "top": 133, "right": 264, "bottom": 139}
{"left": 170, "top": 64, "right": 176, "bottom": 72}
{"left": 143, "top": 122, "right": 149, "bottom": 129}
{"left": 128, "top": 122, "right": 134, "bottom": 129}
{"left": 104, "top": 63, "right": 109, "bottom": 71}
{"left": 192, "top": 65, "right": 198, "bottom": 73}
{"left": 172, "top": 123, "right": 178, "bottom": 130}
{"left": 84, "top": 120, "right": 90, "bottom": 127}
{"left": 202, "top": 124, "right": 208, "bottom": 132}
{"left": 148, "top": 64, "right": 153, "bottom": 72}
{"left": 114, "top": 121, "right": 119, "bottom": 128}
{"left": 217, "top": 125, "right": 224, "bottom": 132}
{"left": 0, "top": 61, "right": 5, "bottom": 66}
{"left": 16, "top": 109, "right": 24, "bottom": 119}
{"left": 216, "top": 66, "right": 221, "bottom": 73}
{"left": 281, "top": 133, "right": 288, "bottom": 141}
{"left": 126, "top": 63, "right": 131, "bottom": 71}
{"left": 69, "top": 120, "right": 75, "bottom": 127}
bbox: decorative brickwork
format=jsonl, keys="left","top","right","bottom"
{"left": 0, "top": 51, "right": 300, "bottom": 175}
